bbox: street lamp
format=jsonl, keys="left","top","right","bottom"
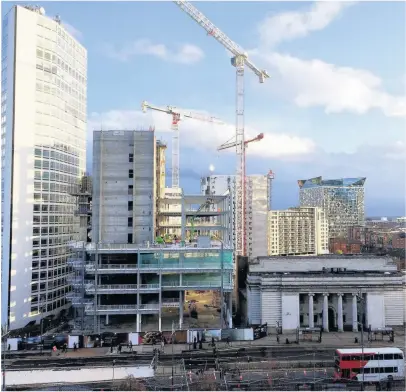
{"left": 357, "top": 291, "right": 365, "bottom": 390}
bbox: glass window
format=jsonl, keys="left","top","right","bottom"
{"left": 384, "top": 354, "right": 393, "bottom": 360}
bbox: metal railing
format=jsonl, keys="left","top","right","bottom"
{"left": 69, "top": 241, "right": 233, "bottom": 251}
{"left": 85, "top": 304, "right": 161, "bottom": 313}
{"left": 85, "top": 262, "right": 233, "bottom": 271}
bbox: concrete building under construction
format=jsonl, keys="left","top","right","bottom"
{"left": 68, "top": 129, "right": 234, "bottom": 333}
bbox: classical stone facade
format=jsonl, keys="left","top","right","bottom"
{"left": 244, "top": 255, "right": 405, "bottom": 332}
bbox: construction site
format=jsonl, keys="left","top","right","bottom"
{"left": 67, "top": 0, "right": 275, "bottom": 333}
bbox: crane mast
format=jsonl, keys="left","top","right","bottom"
{"left": 173, "top": 1, "right": 270, "bottom": 256}
{"left": 141, "top": 100, "right": 222, "bottom": 189}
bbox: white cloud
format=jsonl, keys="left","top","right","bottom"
{"left": 87, "top": 108, "right": 316, "bottom": 160}
{"left": 260, "top": 52, "right": 406, "bottom": 117}
{"left": 104, "top": 39, "right": 204, "bottom": 65}
{"left": 62, "top": 22, "right": 83, "bottom": 39}
{"left": 258, "top": 1, "right": 355, "bottom": 49}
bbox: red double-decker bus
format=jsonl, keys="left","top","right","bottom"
{"left": 335, "top": 348, "right": 404, "bottom": 382}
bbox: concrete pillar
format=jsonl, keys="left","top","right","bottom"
{"left": 179, "top": 291, "right": 183, "bottom": 329}
{"left": 106, "top": 314, "right": 109, "bottom": 325}
{"left": 337, "top": 294, "right": 343, "bottom": 332}
{"left": 136, "top": 313, "right": 141, "bottom": 332}
{"left": 308, "top": 294, "right": 314, "bottom": 328}
{"left": 323, "top": 293, "right": 329, "bottom": 332}
{"left": 228, "top": 292, "right": 233, "bottom": 328}
{"left": 352, "top": 293, "right": 358, "bottom": 332}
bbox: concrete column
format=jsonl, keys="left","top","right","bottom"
{"left": 106, "top": 314, "right": 109, "bottom": 325}
{"left": 136, "top": 313, "right": 141, "bottom": 332}
{"left": 308, "top": 294, "right": 314, "bottom": 328}
{"left": 179, "top": 291, "right": 183, "bottom": 329}
{"left": 159, "top": 272, "right": 162, "bottom": 332}
{"left": 228, "top": 292, "right": 233, "bottom": 328}
{"left": 337, "top": 293, "right": 343, "bottom": 332}
{"left": 323, "top": 293, "right": 329, "bottom": 332}
{"left": 352, "top": 293, "right": 358, "bottom": 332}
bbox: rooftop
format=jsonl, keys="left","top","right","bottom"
{"left": 298, "top": 176, "right": 366, "bottom": 189}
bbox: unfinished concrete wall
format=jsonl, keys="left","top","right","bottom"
{"left": 92, "top": 130, "right": 155, "bottom": 244}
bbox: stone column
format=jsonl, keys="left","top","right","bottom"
{"left": 323, "top": 293, "right": 329, "bottom": 332}
{"left": 337, "top": 293, "right": 344, "bottom": 332}
{"left": 352, "top": 293, "right": 358, "bottom": 332}
{"left": 308, "top": 294, "right": 314, "bottom": 328}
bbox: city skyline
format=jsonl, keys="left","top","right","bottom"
{"left": 2, "top": 1, "right": 405, "bottom": 218}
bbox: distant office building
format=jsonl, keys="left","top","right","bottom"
{"left": 201, "top": 172, "right": 274, "bottom": 259}
{"left": 299, "top": 177, "right": 366, "bottom": 239}
{"left": 1, "top": 5, "right": 87, "bottom": 329}
{"left": 92, "top": 130, "right": 156, "bottom": 244}
{"left": 268, "top": 207, "right": 329, "bottom": 256}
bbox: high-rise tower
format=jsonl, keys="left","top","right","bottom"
{"left": 1, "top": 5, "right": 87, "bottom": 329}
{"left": 298, "top": 177, "right": 366, "bottom": 239}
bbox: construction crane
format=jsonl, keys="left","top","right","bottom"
{"left": 141, "top": 100, "right": 223, "bottom": 189}
{"left": 173, "top": 1, "right": 270, "bottom": 256}
{"left": 218, "top": 133, "right": 264, "bottom": 253}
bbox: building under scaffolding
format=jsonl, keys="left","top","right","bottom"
{"left": 68, "top": 193, "right": 234, "bottom": 334}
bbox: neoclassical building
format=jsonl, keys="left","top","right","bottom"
{"left": 244, "top": 255, "right": 405, "bottom": 332}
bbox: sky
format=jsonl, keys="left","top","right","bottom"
{"left": 3, "top": 0, "right": 406, "bottom": 216}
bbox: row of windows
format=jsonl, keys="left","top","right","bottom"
{"left": 35, "top": 148, "right": 80, "bottom": 161}
{"left": 33, "top": 226, "right": 77, "bottom": 235}
{"left": 33, "top": 237, "right": 72, "bottom": 248}
{"left": 33, "top": 204, "right": 75, "bottom": 213}
{"left": 31, "top": 281, "right": 70, "bottom": 293}
{"left": 33, "top": 215, "right": 75, "bottom": 225}
{"left": 33, "top": 246, "right": 71, "bottom": 258}
{"left": 34, "top": 170, "right": 80, "bottom": 182}
{"left": 341, "top": 353, "right": 403, "bottom": 361}
{"left": 34, "top": 182, "right": 78, "bottom": 193}
{"left": 34, "top": 193, "right": 76, "bottom": 204}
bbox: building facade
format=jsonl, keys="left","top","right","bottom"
{"left": 68, "top": 194, "right": 234, "bottom": 333}
{"left": 245, "top": 256, "right": 405, "bottom": 332}
{"left": 200, "top": 172, "right": 273, "bottom": 259}
{"left": 299, "top": 177, "right": 366, "bottom": 239}
{"left": 92, "top": 130, "right": 156, "bottom": 245}
{"left": 1, "top": 5, "right": 87, "bottom": 329}
{"left": 268, "top": 207, "right": 329, "bottom": 256}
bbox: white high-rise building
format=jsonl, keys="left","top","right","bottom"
{"left": 1, "top": 5, "right": 87, "bottom": 329}
{"left": 201, "top": 172, "right": 273, "bottom": 259}
{"left": 268, "top": 207, "right": 329, "bottom": 256}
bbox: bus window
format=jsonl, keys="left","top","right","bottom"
{"left": 394, "top": 367, "right": 398, "bottom": 373}
{"left": 364, "top": 368, "right": 370, "bottom": 374}
{"left": 384, "top": 354, "right": 393, "bottom": 360}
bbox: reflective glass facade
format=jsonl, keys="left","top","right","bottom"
{"left": 298, "top": 177, "right": 366, "bottom": 239}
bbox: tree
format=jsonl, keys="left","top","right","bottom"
{"left": 115, "top": 376, "right": 146, "bottom": 391}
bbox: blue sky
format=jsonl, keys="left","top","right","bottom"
{"left": 3, "top": 0, "right": 406, "bottom": 216}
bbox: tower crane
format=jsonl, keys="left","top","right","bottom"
{"left": 173, "top": 1, "right": 270, "bottom": 256}
{"left": 141, "top": 100, "right": 223, "bottom": 189}
{"left": 218, "top": 133, "right": 264, "bottom": 253}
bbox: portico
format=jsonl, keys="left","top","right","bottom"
{"left": 245, "top": 255, "right": 405, "bottom": 333}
